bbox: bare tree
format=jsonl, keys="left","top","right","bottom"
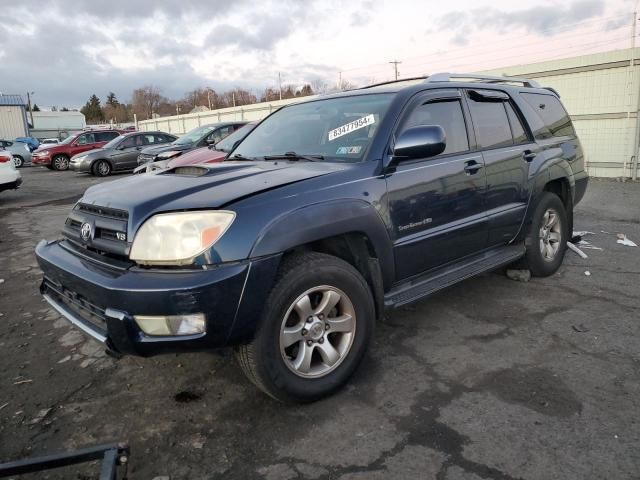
{"left": 310, "top": 78, "right": 329, "bottom": 94}
{"left": 132, "top": 85, "right": 163, "bottom": 119}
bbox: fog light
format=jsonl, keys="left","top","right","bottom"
{"left": 134, "top": 314, "right": 206, "bottom": 336}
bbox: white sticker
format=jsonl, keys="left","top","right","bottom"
{"left": 328, "top": 114, "right": 375, "bottom": 142}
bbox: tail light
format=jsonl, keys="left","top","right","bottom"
{"left": 0, "top": 154, "right": 11, "bottom": 163}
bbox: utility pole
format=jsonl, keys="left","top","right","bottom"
{"left": 26, "top": 91, "right": 34, "bottom": 128}
{"left": 389, "top": 60, "right": 401, "bottom": 81}
{"left": 626, "top": 8, "right": 638, "bottom": 179}
{"left": 278, "top": 72, "right": 283, "bottom": 100}
{"left": 232, "top": 92, "right": 236, "bottom": 107}
{"left": 207, "top": 88, "right": 212, "bottom": 110}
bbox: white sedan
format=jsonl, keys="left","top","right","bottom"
{"left": 0, "top": 150, "right": 22, "bottom": 192}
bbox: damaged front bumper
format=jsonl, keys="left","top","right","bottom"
{"left": 35, "top": 239, "right": 280, "bottom": 356}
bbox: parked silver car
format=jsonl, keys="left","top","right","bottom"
{"left": 0, "top": 140, "right": 33, "bottom": 168}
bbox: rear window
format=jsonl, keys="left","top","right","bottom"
{"left": 467, "top": 99, "right": 513, "bottom": 149}
{"left": 521, "top": 93, "right": 575, "bottom": 138}
{"left": 95, "top": 131, "right": 120, "bottom": 142}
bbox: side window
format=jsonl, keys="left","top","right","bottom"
{"left": 207, "top": 126, "right": 233, "bottom": 144}
{"left": 401, "top": 99, "right": 469, "bottom": 155}
{"left": 467, "top": 97, "right": 513, "bottom": 149}
{"left": 504, "top": 103, "right": 528, "bottom": 144}
{"left": 154, "top": 134, "right": 167, "bottom": 143}
{"left": 120, "top": 136, "right": 137, "bottom": 148}
{"left": 142, "top": 135, "right": 157, "bottom": 145}
{"left": 520, "top": 93, "right": 575, "bottom": 138}
{"left": 77, "top": 133, "right": 95, "bottom": 145}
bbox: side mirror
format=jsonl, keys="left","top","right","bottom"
{"left": 393, "top": 125, "right": 446, "bottom": 160}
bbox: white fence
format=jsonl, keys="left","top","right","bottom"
{"left": 137, "top": 96, "right": 316, "bottom": 135}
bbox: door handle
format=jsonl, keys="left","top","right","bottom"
{"left": 464, "top": 160, "right": 483, "bottom": 174}
{"left": 523, "top": 150, "right": 537, "bottom": 162}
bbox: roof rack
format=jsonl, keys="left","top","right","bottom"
{"left": 425, "top": 72, "right": 541, "bottom": 88}
{"left": 358, "top": 76, "right": 429, "bottom": 90}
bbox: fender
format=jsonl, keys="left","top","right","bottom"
{"left": 250, "top": 199, "right": 395, "bottom": 288}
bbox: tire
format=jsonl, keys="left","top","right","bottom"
{"left": 52, "top": 154, "right": 69, "bottom": 171}
{"left": 522, "top": 192, "right": 569, "bottom": 277}
{"left": 13, "top": 156, "right": 23, "bottom": 168}
{"left": 235, "top": 252, "right": 375, "bottom": 403}
{"left": 92, "top": 160, "right": 111, "bottom": 177}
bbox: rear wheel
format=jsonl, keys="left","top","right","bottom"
{"left": 522, "top": 192, "right": 568, "bottom": 277}
{"left": 235, "top": 252, "right": 375, "bottom": 403}
{"left": 92, "top": 160, "right": 111, "bottom": 177}
{"left": 52, "top": 155, "right": 69, "bottom": 171}
{"left": 13, "top": 156, "right": 24, "bottom": 168}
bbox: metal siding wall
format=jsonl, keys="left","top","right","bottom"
{"left": 0, "top": 106, "right": 28, "bottom": 139}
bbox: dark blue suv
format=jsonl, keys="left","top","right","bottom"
{"left": 36, "top": 73, "right": 588, "bottom": 402}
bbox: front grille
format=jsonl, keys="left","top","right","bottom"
{"left": 43, "top": 278, "right": 107, "bottom": 335}
{"left": 63, "top": 203, "right": 129, "bottom": 262}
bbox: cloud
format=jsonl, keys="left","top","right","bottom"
{"left": 438, "top": 0, "right": 605, "bottom": 39}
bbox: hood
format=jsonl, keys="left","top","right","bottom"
{"left": 168, "top": 147, "right": 226, "bottom": 168}
{"left": 140, "top": 142, "right": 193, "bottom": 156}
{"left": 80, "top": 161, "right": 352, "bottom": 232}
{"left": 75, "top": 148, "right": 107, "bottom": 159}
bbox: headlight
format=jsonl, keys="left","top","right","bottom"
{"left": 157, "top": 150, "right": 181, "bottom": 159}
{"left": 129, "top": 211, "right": 235, "bottom": 265}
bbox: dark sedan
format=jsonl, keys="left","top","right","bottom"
{"left": 69, "top": 131, "right": 177, "bottom": 176}
{"left": 136, "top": 122, "right": 246, "bottom": 166}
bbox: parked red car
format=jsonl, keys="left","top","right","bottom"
{"left": 167, "top": 122, "right": 257, "bottom": 168}
{"left": 32, "top": 130, "right": 123, "bottom": 171}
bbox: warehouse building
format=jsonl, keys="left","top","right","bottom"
{"left": 139, "top": 47, "right": 640, "bottom": 179}
{"left": 30, "top": 111, "right": 86, "bottom": 139}
{"left": 0, "top": 94, "right": 29, "bottom": 139}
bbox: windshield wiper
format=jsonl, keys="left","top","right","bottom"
{"left": 229, "top": 153, "right": 255, "bottom": 161}
{"left": 264, "top": 152, "right": 324, "bottom": 162}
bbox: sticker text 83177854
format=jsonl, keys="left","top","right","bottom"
{"left": 328, "top": 114, "right": 375, "bottom": 142}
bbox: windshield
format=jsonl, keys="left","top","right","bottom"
{"left": 174, "top": 125, "right": 215, "bottom": 145}
{"left": 103, "top": 135, "right": 125, "bottom": 149}
{"left": 232, "top": 94, "right": 393, "bottom": 162}
{"left": 59, "top": 134, "right": 78, "bottom": 145}
{"left": 215, "top": 123, "right": 256, "bottom": 152}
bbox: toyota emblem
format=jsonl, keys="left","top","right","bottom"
{"left": 80, "top": 222, "right": 93, "bottom": 241}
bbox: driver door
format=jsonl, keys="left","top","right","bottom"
{"left": 386, "top": 89, "right": 488, "bottom": 281}
{"left": 111, "top": 135, "right": 141, "bottom": 170}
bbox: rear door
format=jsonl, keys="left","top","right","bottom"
{"left": 386, "top": 89, "right": 488, "bottom": 281}
{"left": 465, "top": 89, "right": 533, "bottom": 246}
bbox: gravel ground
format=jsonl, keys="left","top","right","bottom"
{"left": 1, "top": 168, "right": 639, "bottom": 479}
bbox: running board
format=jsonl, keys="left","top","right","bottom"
{"left": 384, "top": 245, "right": 525, "bottom": 308}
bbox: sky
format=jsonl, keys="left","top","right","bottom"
{"left": 0, "top": 0, "right": 633, "bottom": 109}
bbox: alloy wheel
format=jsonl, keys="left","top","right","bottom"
{"left": 539, "top": 208, "right": 562, "bottom": 261}
{"left": 280, "top": 285, "right": 356, "bottom": 378}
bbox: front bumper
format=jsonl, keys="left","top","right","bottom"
{"left": 32, "top": 155, "right": 52, "bottom": 166}
{"left": 69, "top": 159, "right": 92, "bottom": 172}
{"left": 36, "top": 239, "right": 280, "bottom": 356}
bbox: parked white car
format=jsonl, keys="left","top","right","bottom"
{"left": 0, "top": 150, "right": 22, "bottom": 192}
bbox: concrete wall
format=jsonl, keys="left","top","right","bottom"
{"left": 139, "top": 47, "right": 640, "bottom": 179}
{"left": 0, "top": 106, "right": 28, "bottom": 139}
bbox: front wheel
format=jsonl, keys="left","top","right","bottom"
{"left": 235, "top": 252, "right": 375, "bottom": 403}
{"left": 523, "top": 192, "right": 569, "bottom": 277}
{"left": 92, "top": 160, "right": 111, "bottom": 177}
{"left": 52, "top": 155, "right": 69, "bottom": 171}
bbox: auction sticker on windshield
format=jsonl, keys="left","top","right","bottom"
{"left": 328, "top": 114, "right": 375, "bottom": 142}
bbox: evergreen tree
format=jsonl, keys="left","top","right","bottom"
{"left": 106, "top": 92, "right": 119, "bottom": 108}
{"left": 32, "top": 104, "right": 40, "bottom": 112}
{"left": 80, "top": 94, "right": 104, "bottom": 123}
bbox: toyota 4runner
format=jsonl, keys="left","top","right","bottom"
{"left": 36, "top": 73, "right": 588, "bottom": 402}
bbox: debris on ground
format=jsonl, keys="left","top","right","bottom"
{"left": 567, "top": 242, "right": 588, "bottom": 259}
{"left": 577, "top": 240, "right": 603, "bottom": 251}
{"left": 0, "top": 279, "right": 4, "bottom": 285}
{"left": 13, "top": 379, "right": 33, "bottom": 385}
{"left": 616, "top": 234, "right": 637, "bottom": 247}
{"left": 506, "top": 269, "right": 531, "bottom": 282}
{"left": 585, "top": 271, "right": 591, "bottom": 276}
{"left": 572, "top": 324, "right": 590, "bottom": 333}
{"left": 0, "top": 403, "right": 8, "bottom": 411}
{"left": 28, "top": 407, "right": 53, "bottom": 425}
